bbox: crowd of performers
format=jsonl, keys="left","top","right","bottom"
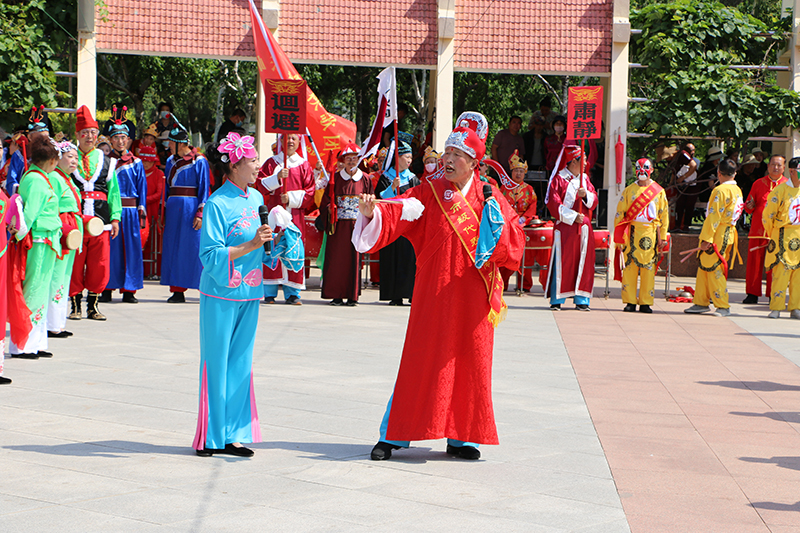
{"left": 2, "top": 101, "right": 797, "bottom": 462}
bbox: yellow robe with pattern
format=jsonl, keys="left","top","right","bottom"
{"left": 614, "top": 182, "right": 669, "bottom": 305}
{"left": 762, "top": 181, "right": 800, "bottom": 311}
{"left": 693, "top": 181, "right": 744, "bottom": 309}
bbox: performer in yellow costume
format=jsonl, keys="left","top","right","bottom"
{"left": 685, "top": 158, "right": 744, "bottom": 317}
{"left": 763, "top": 156, "right": 800, "bottom": 319}
{"left": 613, "top": 158, "right": 669, "bottom": 313}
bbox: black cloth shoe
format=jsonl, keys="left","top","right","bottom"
{"left": 48, "top": 330, "right": 70, "bottom": 338}
{"left": 195, "top": 448, "right": 220, "bottom": 457}
{"left": 286, "top": 295, "right": 302, "bottom": 305}
{"left": 64, "top": 330, "right": 74, "bottom": 337}
{"left": 330, "top": 299, "right": 344, "bottom": 306}
{"left": 623, "top": 303, "right": 637, "bottom": 313}
{"left": 446, "top": 444, "right": 481, "bottom": 460}
{"left": 742, "top": 294, "right": 759, "bottom": 304}
{"left": 0, "top": 376, "right": 11, "bottom": 385}
{"left": 121, "top": 292, "right": 138, "bottom": 304}
{"left": 98, "top": 289, "right": 112, "bottom": 303}
{"left": 37, "top": 351, "right": 53, "bottom": 358}
{"left": 167, "top": 292, "right": 186, "bottom": 303}
{"left": 370, "top": 441, "right": 401, "bottom": 461}
{"left": 11, "top": 353, "right": 39, "bottom": 359}
{"left": 550, "top": 304, "right": 561, "bottom": 311}
{"left": 263, "top": 297, "right": 276, "bottom": 304}
{"left": 576, "top": 304, "right": 590, "bottom": 311}
{"left": 345, "top": 299, "right": 357, "bottom": 306}
{"left": 221, "top": 443, "right": 254, "bottom": 457}
{"left": 639, "top": 305, "right": 653, "bottom": 314}
{"left": 388, "top": 299, "right": 404, "bottom": 306}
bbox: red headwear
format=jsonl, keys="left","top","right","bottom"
{"left": 75, "top": 105, "right": 98, "bottom": 132}
{"left": 337, "top": 141, "right": 359, "bottom": 161}
{"left": 137, "top": 144, "right": 158, "bottom": 162}
{"left": 445, "top": 111, "right": 488, "bottom": 161}
{"left": 545, "top": 144, "right": 584, "bottom": 203}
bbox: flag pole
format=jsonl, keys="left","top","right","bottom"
{"left": 306, "top": 129, "right": 329, "bottom": 182}
{"left": 282, "top": 134, "right": 288, "bottom": 201}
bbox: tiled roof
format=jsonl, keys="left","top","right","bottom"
{"left": 454, "top": 0, "right": 613, "bottom": 73}
{"left": 279, "top": 0, "right": 438, "bottom": 67}
{"left": 95, "top": 0, "right": 612, "bottom": 73}
{"left": 96, "top": 0, "right": 258, "bottom": 59}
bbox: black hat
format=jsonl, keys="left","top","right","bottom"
{"left": 788, "top": 157, "right": 800, "bottom": 169}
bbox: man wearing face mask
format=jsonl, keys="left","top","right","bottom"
{"left": 613, "top": 157, "right": 669, "bottom": 313}
{"left": 216, "top": 108, "right": 247, "bottom": 143}
{"left": 420, "top": 146, "right": 441, "bottom": 180}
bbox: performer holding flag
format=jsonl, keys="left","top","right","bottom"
{"left": 544, "top": 145, "right": 598, "bottom": 310}
{"left": 352, "top": 111, "right": 524, "bottom": 461}
{"left": 613, "top": 157, "right": 669, "bottom": 313}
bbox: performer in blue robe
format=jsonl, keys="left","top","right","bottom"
{"left": 161, "top": 119, "right": 209, "bottom": 302}
{"left": 104, "top": 109, "right": 147, "bottom": 302}
{"left": 4, "top": 106, "right": 51, "bottom": 195}
{"left": 192, "top": 134, "right": 271, "bottom": 457}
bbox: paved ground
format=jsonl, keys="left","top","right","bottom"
{"left": 1, "top": 273, "right": 798, "bottom": 532}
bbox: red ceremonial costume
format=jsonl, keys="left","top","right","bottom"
{"left": 744, "top": 174, "right": 787, "bottom": 297}
{"left": 545, "top": 146, "right": 598, "bottom": 301}
{"left": 500, "top": 150, "right": 537, "bottom": 291}
{"left": 256, "top": 146, "right": 315, "bottom": 291}
{"left": 319, "top": 144, "right": 374, "bottom": 302}
{"left": 141, "top": 147, "right": 164, "bottom": 277}
{"left": 353, "top": 112, "right": 525, "bottom": 447}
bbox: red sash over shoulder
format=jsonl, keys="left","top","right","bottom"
{"left": 428, "top": 179, "right": 507, "bottom": 327}
{"left": 613, "top": 182, "right": 663, "bottom": 246}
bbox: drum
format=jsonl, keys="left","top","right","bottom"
{"left": 304, "top": 215, "right": 323, "bottom": 258}
{"left": 84, "top": 216, "right": 104, "bottom": 237}
{"left": 525, "top": 224, "right": 554, "bottom": 251}
{"left": 594, "top": 229, "right": 610, "bottom": 250}
{"left": 62, "top": 229, "right": 81, "bottom": 250}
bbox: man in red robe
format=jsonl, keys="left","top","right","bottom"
{"left": 742, "top": 154, "right": 787, "bottom": 303}
{"left": 256, "top": 134, "right": 315, "bottom": 304}
{"left": 318, "top": 142, "right": 374, "bottom": 306}
{"left": 352, "top": 112, "right": 525, "bottom": 461}
{"left": 544, "top": 145, "right": 598, "bottom": 310}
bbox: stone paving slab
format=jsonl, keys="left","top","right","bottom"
{"left": 1, "top": 280, "right": 628, "bottom": 532}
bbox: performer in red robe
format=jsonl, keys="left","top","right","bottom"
{"left": 742, "top": 155, "right": 787, "bottom": 303}
{"left": 352, "top": 111, "right": 525, "bottom": 461}
{"left": 500, "top": 150, "right": 537, "bottom": 291}
{"left": 0, "top": 189, "right": 11, "bottom": 384}
{"left": 544, "top": 145, "right": 598, "bottom": 310}
{"left": 318, "top": 142, "right": 374, "bottom": 305}
{"left": 140, "top": 145, "right": 164, "bottom": 278}
{"left": 256, "top": 133, "right": 315, "bottom": 304}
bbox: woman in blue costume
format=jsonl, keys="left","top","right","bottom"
{"left": 192, "top": 133, "right": 273, "bottom": 458}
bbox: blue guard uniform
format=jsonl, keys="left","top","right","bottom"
{"left": 107, "top": 150, "right": 147, "bottom": 293}
{"left": 161, "top": 148, "right": 210, "bottom": 291}
{"left": 192, "top": 179, "right": 267, "bottom": 451}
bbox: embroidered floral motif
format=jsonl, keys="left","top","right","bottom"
{"left": 227, "top": 207, "right": 259, "bottom": 239}
{"left": 31, "top": 305, "right": 44, "bottom": 325}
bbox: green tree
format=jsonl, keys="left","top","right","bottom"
{"left": 628, "top": 0, "right": 800, "bottom": 148}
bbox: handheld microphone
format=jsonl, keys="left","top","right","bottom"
{"left": 258, "top": 205, "right": 272, "bottom": 253}
{"left": 482, "top": 183, "right": 493, "bottom": 205}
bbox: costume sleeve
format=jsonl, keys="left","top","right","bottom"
{"left": 744, "top": 180, "right": 759, "bottom": 214}
{"left": 520, "top": 186, "right": 537, "bottom": 221}
{"left": 196, "top": 156, "right": 211, "bottom": 213}
{"left": 146, "top": 169, "right": 163, "bottom": 205}
{"left": 258, "top": 158, "right": 281, "bottom": 192}
{"left": 163, "top": 157, "right": 173, "bottom": 201}
{"left": 136, "top": 162, "right": 147, "bottom": 214}
{"left": 107, "top": 170, "right": 122, "bottom": 222}
{"left": 286, "top": 163, "right": 316, "bottom": 210}
{"left": 352, "top": 186, "right": 422, "bottom": 253}
{"left": 699, "top": 188, "right": 722, "bottom": 244}
{"left": 198, "top": 200, "right": 233, "bottom": 287}
{"left": 6, "top": 152, "right": 25, "bottom": 195}
{"left": 548, "top": 178, "right": 578, "bottom": 225}
{"left": 16, "top": 173, "right": 47, "bottom": 239}
{"left": 582, "top": 177, "right": 598, "bottom": 210}
{"left": 489, "top": 186, "right": 525, "bottom": 270}
{"left": 657, "top": 191, "right": 670, "bottom": 241}
{"left": 614, "top": 187, "right": 629, "bottom": 229}
{"left": 762, "top": 187, "right": 780, "bottom": 237}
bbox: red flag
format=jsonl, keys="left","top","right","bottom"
{"left": 248, "top": 0, "right": 356, "bottom": 160}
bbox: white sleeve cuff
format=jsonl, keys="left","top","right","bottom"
{"left": 583, "top": 191, "right": 596, "bottom": 209}
{"left": 559, "top": 205, "right": 578, "bottom": 225}
{"left": 287, "top": 190, "right": 305, "bottom": 209}
{"left": 261, "top": 171, "right": 281, "bottom": 192}
{"left": 351, "top": 207, "right": 383, "bottom": 253}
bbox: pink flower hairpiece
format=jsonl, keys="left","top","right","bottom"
{"left": 218, "top": 132, "right": 257, "bottom": 165}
